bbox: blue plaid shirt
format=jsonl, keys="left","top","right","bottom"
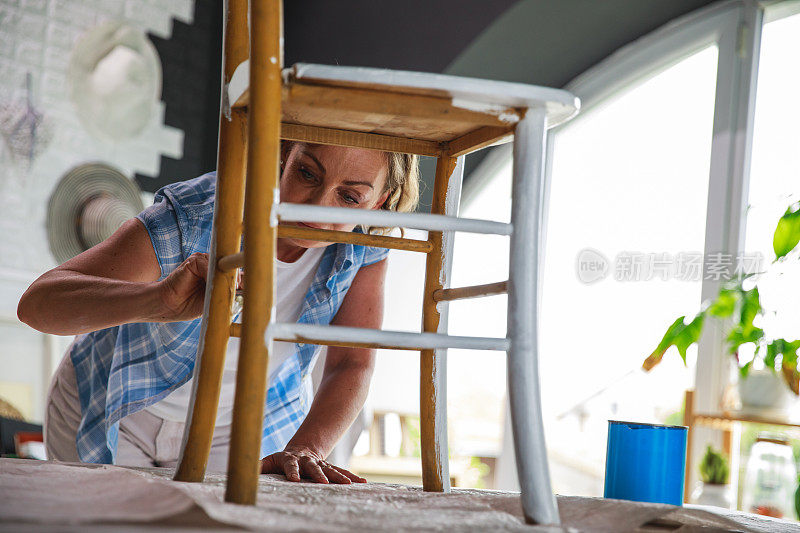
{"left": 70, "top": 172, "right": 388, "bottom": 464}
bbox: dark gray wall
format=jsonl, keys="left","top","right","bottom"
{"left": 444, "top": 0, "right": 718, "bottom": 180}
{"left": 138, "top": 0, "right": 223, "bottom": 192}
{"left": 284, "top": 0, "right": 520, "bottom": 74}
{"left": 446, "top": 0, "right": 717, "bottom": 86}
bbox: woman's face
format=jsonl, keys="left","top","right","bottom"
{"left": 278, "top": 143, "right": 390, "bottom": 249}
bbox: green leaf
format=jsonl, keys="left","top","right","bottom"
{"left": 739, "top": 360, "right": 753, "bottom": 379}
{"left": 708, "top": 287, "right": 739, "bottom": 318}
{"left": 726, "top": 326, "right": 764, "bottom": 355}
{"left": 643, "top": 317, "right": 685, "bottom": 371}
{"left": 767, "top": 339, "right": 800, "bottom": 366}
{"left": 764, "top": 339, "right": 800, "bottom": 394}
{"left": 782, "top": 340, "right": 800, "bottom": 365}
{"left": 675, "top": 313, "right": 705, "bottom": 363}
{"left": 773, "top": 202, "right": 800, "bottom": 260}
{"left": 642, "top": 312, "right": 706, "bottom": 370}
{"left": 739, "top": 287, "right": 761, "bottom": 333}
{"left": 723, "top": 286, "right": 764, "bottom": 355}
{"left": 765, "top": 342, "right": 778, "bottom": 370}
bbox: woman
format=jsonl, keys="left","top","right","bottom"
{"left": 18, "top": 142, "right": 419, "bottom": 485}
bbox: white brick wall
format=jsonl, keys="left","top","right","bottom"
{"left": 0, "top": 0, "right": 195, "bottom": 423}
{"left": 0, "top": 0, "right": 192, "bottom": 280}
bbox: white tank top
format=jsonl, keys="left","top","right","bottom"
{"left": 144, "top": 245, "right": 325, "bottom": 426}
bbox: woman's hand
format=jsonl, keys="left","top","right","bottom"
{"left": 155, "top": 252, "right": 209, "bottom": 322}
{"left": 260, "top": 444, "right": 366, "bottom": 484}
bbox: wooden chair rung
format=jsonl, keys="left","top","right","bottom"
{"left": 432, "top": 280, "right": 508, "bottom": 302}
{"left": 279, "top": 225, "right": 433, "bottom": 252}
{"left": 446, "top": 126, "right": 513, "bottom": 157}
{"left": 218, "top": 227, "right": 433, "bottom": 273}
{"left": 281, "top": 123, "right": 444, "bottom": 157}
{"left": 217, "top": 252, "right": 244, "bottom": 273}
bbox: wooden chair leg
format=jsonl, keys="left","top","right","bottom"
{"left": 174, "top": 0, "right": 248, "bottom": 483}
{"left": 225, "top": 0, "right": 283, "bottom": 505}
{"left": 683, "top": 389, "right": 695, "bottom": 503}
{"left": 420, "top": 154, "right": 463, "bottom": 492}
{"left": 507, "top": 108, "right": 560, "bottom": 525}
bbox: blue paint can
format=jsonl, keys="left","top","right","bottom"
{"left": 604, "top": 420, "right": 688, "bottom": 506}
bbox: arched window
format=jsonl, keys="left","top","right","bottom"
{"left": 454, "top": 0, "right": 800, "bottom": 497}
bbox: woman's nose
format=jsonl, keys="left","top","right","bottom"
{"left": 304, "top": 187, "right": 337, "bottom": 207}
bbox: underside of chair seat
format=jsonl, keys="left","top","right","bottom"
{"left": 225, "top": 61, "right": 580, "bottom": 156}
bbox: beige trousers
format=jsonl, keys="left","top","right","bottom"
{"left": 44, "top": 350, "right": 232, "bottom": 472}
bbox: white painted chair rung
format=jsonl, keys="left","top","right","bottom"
{"left": 266, "top": 322, "right": 510, "bottom": 351}
{"left": 274, "top": 202, "right": 513, "bottom": 236}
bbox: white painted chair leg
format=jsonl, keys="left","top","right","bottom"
{"left": 507, "top": 107, "right": 560, "bottom": 526}
{"left": 420, "top": 155, "right": 465, "bottom": 492}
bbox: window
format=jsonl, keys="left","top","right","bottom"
{"left": 744, "top": 12, "right": 800, "bottom": 346}
{"left": 450, "top": 46, "right": 719, "bottom": 495}
{"left": 733, "top": 11, "right": 800, "bottom": 494}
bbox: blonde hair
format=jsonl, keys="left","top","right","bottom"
{"left": 368, "top": 151, "right": 420, "bottom": 235}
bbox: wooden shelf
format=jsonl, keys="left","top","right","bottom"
{"left": 693, "top": 412, "right": 800, "bottom": 431}
{"left": 683, "top": 389, "right": 800, "bottom": 503}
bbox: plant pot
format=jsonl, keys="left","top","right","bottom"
{"left": 692, "top": 482, "right": 733, "bottom": 509}
{"left": 738, "top": 369, "right": 792, "bottom": 416}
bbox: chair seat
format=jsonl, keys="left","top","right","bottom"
{"left": 226, "top": 61, "right": 579, "bottom": 156}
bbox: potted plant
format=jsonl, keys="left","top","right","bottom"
{"left": 692, "top": 445, "right": 732, "bottom": 508}
{"left": 642, "top": 202, "right": 800, "bottom": 410}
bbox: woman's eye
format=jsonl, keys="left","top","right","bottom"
{"left": 299, "top": 168, "right": 316, "bottom": 181}
{"left": 341, "top": 193, "right": 360, "bottom": 205}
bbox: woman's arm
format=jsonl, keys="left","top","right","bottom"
{"left": 260, "top": 257, "right": 387, "bottom": 484}
{"left": 18, "top": 218, "right": 209, "bottom": 335}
